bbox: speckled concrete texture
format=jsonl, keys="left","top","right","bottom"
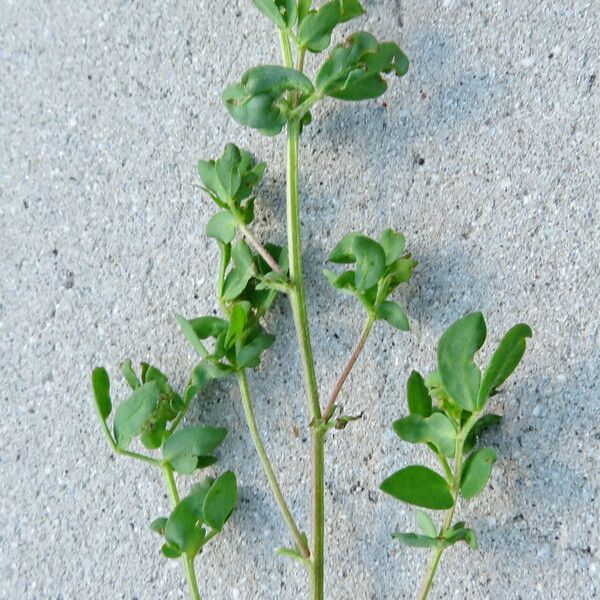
{"left": 1, "top": 1, "right": 598, "bottom": 599}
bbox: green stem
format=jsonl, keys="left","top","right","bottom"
{"left": 417, "top": 546, "right": 444, "bottom": 600}
{"left": 416, "top": 414, "right": 480, "bottom": 600}
{"left": 280, "top": 27, "right": 325, "bottom": 600}
{"left": 97, "top": 417, "right": 162, "bottom": 467}
{"left": 287, "top": 117, "right": 324, "bottom": 599}
{"left": 162, "top": 464, "right": 202, "bottom": 600}
{"left": 236, "top": 370, "right": 310, "bottom": 559}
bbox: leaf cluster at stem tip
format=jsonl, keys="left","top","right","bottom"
{"left": 325, "top": 229, "right": 416, "bottom": 330}
{"left": 223, "top": 0, "right": 409, "bottom": 136}
{"left": 380, "top": 312, "right": 532, "bottom": 559}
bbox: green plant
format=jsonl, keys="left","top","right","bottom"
{"left": 91, "top": 361, "right": 237, "bottom": 600}
{"left": 380, "top": 312, "right": 532, "bottom": 599}
{"left": 169, "top": 2, "right": 411, "bottom": 597}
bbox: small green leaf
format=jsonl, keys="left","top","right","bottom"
{"left": 316, "top": 32, "right": 409, "bottom": 101}
{"left": 206, "top": 210, "right": 236, "bottom": 244}
{"left": 223, "top": 66, "right": 314, "bottom": 136}
{"left": 415, "top": 510, "right": 437, "bottom": 538}
{"left": 165, "top": 505, "right": 204, "bottom": 556}
{"left": 149, "top": 517, "right": 168, "bottom": 535}
{"left": 392, "top": 532, "right": 438, "bottom": 548}
{"left": 120, "top": 359, "right": 140, "bottom": 390}
{"left": 380, "top": 465, "right": 454, "bottom": 510}
{"left": 140, "top": 421, "right": 166, "bottom": 450}
{"left": 477, "top": 323, "right": 532, "bottom": 408}
{"left": 388, "top": 257, "right": 417, "bottom": 286}
{"left": 91, "top": 367, "right": 112, "bottom": 421}
{"left": 377, "top": 301, "right": 409, "bottom": 331}
{"left": 328, "top": 232, "right": 361, "bottom": 263}
{"left": 163, "top": 426, "right": 227, "bottom": 475}
{"left": 353, "top": 236, "right": 385, "bottom": 291}
{"left": 161, "top": 542, "right": 181, "bottom": 559}
{"left": 252, "top": 0, "right": 286, "bottom": 28}
{"left": 175, "top": 314, "right": 208, "bottom": 358}
{"left": 225, "top": 302, "right": 250, "bottom": 348}
{"left": 323, "top": 269, "right": 356, "bottom": 295}
{"left": 203, "top": 470, "right": 237, "bottom": 531}
{"left": 298, "top": 0, "right": 341, "bottom": 52}
{"left": 223, "top": 242, "right": 254, "bottom": 301}
{"left": 460, "top": 448, "right": 497, "bottom": 499}
{"left": 463, "top": 414, "right": 502, "bottom": 454}
{"left": 188, "top": 316, "right": 229, "bottom": 340}
{"left": 444, "top": 525, "right": 478, "bottom": 549}
{"left": 393, "top": 413, "right": 456, "bottom": 457}
{"left": 406, "top": 370, "right": 432, "bottom": 417}
{"left": 437, "top": 312, "right": 487, "bottom": 412}
{"left": 379, "top": 229, "right": 405, "bottom": 265}
{"left": 340, "top": 0, "right": 365, "bottom": 21}
{"left": 236, "top": 333, "right": 275, "bottom": 369}
{"left": 113, "top": 381, "right": 160, "bottom": 449}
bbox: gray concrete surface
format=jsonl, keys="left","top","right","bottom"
{"left": 1, "top": 1, "right": 599, "bottom": 598}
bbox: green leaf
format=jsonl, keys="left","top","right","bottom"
{"left": 328, "top": 232, "right": 361, "bottom": 263}
{"left": 223, "top": 66, "right": 314, "bottom": 136}
{"left": 206, "top": 210, "right": 236, "bottom": 244}
{"left": 253, "top": 0, "right": 297, "bottom": 28}
{"left": 444, "top": 526, "right": 477, "bottom": 549}
{"left": 437, "top": 312, "right": 487, "bottom": 412}
{"left": 149, "top": 517, "right": 168, "bottom": 535}
{"left": 203, "top": 470, "right": 237, "bottom": 531}
{"left": 460, "top": 448, "right": 497, "bottom": 499}
{"left": 165, "top": 505, "right": 204, "bottom": 556}
{"left": 393, "top": 413, "right": 456, "bottom": 457}
{"left": 379, "top": 229, "right": 405, "bottom": 265}
{"left": 189, "top": 316, "right": 228, "bottom": 340}
{"left": 380, "top": 465, "right": 454, "bottom": 510}
{"left": 163, "top": 426, "right": 227, "bottom": 475}
{"left": 298, "top": 0, "right": 341, "bottom": 52}
{"left": 298, "top": 0, "right": 312, "bottom": 23}
{"left": 252, "top": 0, "right": 286, "bottom": 28}
{"left": 406, "top": 370, "right": 432, "bottom": 417}
{"left": 377, "top": 300, "right": 409, "bottom": 331}
{"left": 140, "top": 421, "right": 166, "bottom": 450}
{"left": 175, "top": 314, "right": 209, "bottom": 358}
{"left": 223, "top": 242, "right": 255, "bottom": 301}
{"left": 236, "top": 333, "right": 275, "bottom": 369}
{"left": 161, "top": 542, "right": 181, "bottom": 559}
{"left": 323, "top": 269, "right": 357, "bottom": 296}
{"left": 353, "top": 236, "right": 385, "bottom": 291}
{"left": 225, "top": 302, "right": 250, "bottom": 348}
{"left": 477, "top": 323, "right": 532, "bottom": 408}
{"left": 339, "top": 0, "right": 365, "bottom": 21}
{"left": 316, "top": 32, "right": 409, "bottom": 101}
{"left": 164, "top": 479, "right": 214, "bottom": 555}
{"left": 463, "top": 414, "right": 502, "bottom": 454}
{"left": 113, "top": 381, "right": 160, "bottom": 449}
{"left": 392, "top": 532, "right": 438, "bottom": 548}
{"left": 120, "top": 359, "right": 140, "bottom": 390}
{"left": 91, "top": 367, "right": 112, "bottom": 421}
{"left": 415, "top": 510, "right": 437, "bottom": 538}
{"left": 388, "top": 257, "right": 417, "bottom": 286}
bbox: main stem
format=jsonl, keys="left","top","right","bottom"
{"left": 287, "top": 117, "right": 325, "bottom": 600}
{"left": 162, "top": 464, "right": 202, "bottom": 600}
{"left": 280, "top": 30, "right": 324, "bottom": 599}
{"left": 236, "top": 369, "right": 310, "bottom": 558}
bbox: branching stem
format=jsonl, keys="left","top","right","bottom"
{"left": 322, "top": 316, "right": 375, "bottom": 422}
{"left": 236, "top": 369, "right": 310, "bottom": 558}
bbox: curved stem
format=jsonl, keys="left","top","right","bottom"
{"left": 417, "top": 546, "right": 444, "bottom": 600}
{"left": 322, "top": 315, "right": 375, "bottom": 421}
{"left": 236, "top": 370, "right": 310, "bottom": 558}
{"left": 162, "top": 464, "right": 202, "bottom": 600}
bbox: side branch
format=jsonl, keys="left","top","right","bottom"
{"left": 322, "top": 316, "right": 375, "bottom": 422}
